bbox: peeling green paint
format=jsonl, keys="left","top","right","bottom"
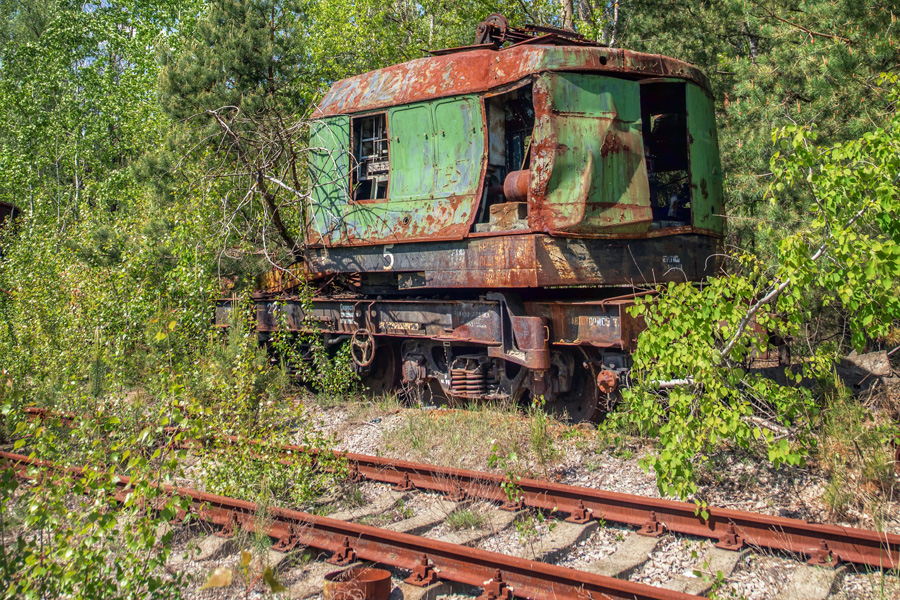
{"left": 308, "top": 96, "right": 484, "bottom": 246}
{"left": 686, "top": 84, "right": 725, "bottom": 233}
{"left": 308, "top": 73, "right": 724, "bottom": 248}
{"left": 534, "top": 73, "right": 651, "bottom": 235}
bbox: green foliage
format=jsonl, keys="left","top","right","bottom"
{"left": 269, "top": 293, "right": 360, "bottom": 398}
{"left": 610, "top": 75, "right": 900, "bottom": 499}
{"left": 0, "top": 393, "right": 195, "bottom": 599}
{"left": 488, "top": 445, "right": 525, "bottom": 506}
{"left": 1, "top": 0, "right": 897, "bottom": 591}
{"left": 818, "top": 380, "right": 899, "bottom": 520}
{"left": 159, "top": 0, "right": 314, "bottom": 120}
{"left": 615, "top": 0, "right": 900, "bottom": 259}
{"left": 176, "top": 298, "right": 348, "bottom": 507}
{"left": 201, "top": 418, "right": 345, "bottom": 508}
{"left": 157, "top": 0, "right": 321, "bottom": 254}
{"left": 527, "top": 397, "right": 560, "bottom": 478}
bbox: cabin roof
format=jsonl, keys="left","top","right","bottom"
{"left": 314, "top": 44, "right": 710, "bottom": 118}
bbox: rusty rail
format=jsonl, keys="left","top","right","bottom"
{"left": 332, "top": 448, "right": 900, "bottom": 570}
{"left": 19, "top": 406, "right": 900, "bottom": 569}
{"left": 0, "top": 450, "right": 698, "bottom": 600}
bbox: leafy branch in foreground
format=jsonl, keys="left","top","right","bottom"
{"left": 609, "top": 74, "right": 900, "bottom": 500}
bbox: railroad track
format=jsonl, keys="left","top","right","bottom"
{"left": 20, "top": 406, "right": 900, "bottom": 570}
{"left": 1, "top": 450, "right": 701, "bottom": 600}
{"left": 15, "top": 407, "right": 900, "bottom": 598}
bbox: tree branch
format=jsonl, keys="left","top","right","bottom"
{"left": 748, "top": 0, "right": 852, "bottom": 44}
{"left": 720, "top": 194, "right": 875, "bottom": 359}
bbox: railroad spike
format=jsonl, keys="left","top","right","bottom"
{"left": 392, "top": 472, "right": 414, "bottom": 492}
{"left": 214, "top": 515, "right": 236, "bottom": 539}
{"left": 637, "top": 511, "right": 666, "bottom": 537}
{"left": 808, "top": 539, "right": 838, "bottom": 568}
{"left": 404, "top": 553, "right": 439, "bottom": 587}
{"left": 327, "top": 536, "right": 358, "bottom": 566}
{"left": 272, "top": 525, "right": 301, "bottom": 552}
{"left": 500, "top": 495, "right": 524, "bottom": 511}
{"left": 714, "top": 522, "right": 745, "bottom": 551}
{"left": 446, "top": 482, "right": 467, "bottom": 502}
{"left": 565, "top": 499, "right": 593, "bottom": 524}
{"left": 477, "top": 569, "right": 513, "bottom": 600}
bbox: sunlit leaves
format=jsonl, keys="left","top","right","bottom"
{"left": 610, "top": 76, "right": 900, "bottom": 500}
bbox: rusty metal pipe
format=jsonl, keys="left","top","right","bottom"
{"left": 324, "top": 567, "right": 392, "bottom": 600}
{"left": 502, "top": 170, "right": 530, "bottom": 203}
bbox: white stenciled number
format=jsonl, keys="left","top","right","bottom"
{"left": 383, "top": 244, "right": 394, "bottom": 271}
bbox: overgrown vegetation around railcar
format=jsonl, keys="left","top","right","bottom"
{"left": 0, "top": 0, "right": 898, "bottom": 596}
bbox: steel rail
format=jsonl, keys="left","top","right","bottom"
{"left": 20, "top": 406, "right": 900, "bottom": 569}
{"left": 0, "top": 450, "right": 697, "bottom": 600}
{"left": 328, "top": 447, "right": 900, "bottom": 570}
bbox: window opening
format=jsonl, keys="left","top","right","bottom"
{"left": 640, "top": 81, "right": 691, "bottom": 228}
{"left": 475, "top": 85, "right": 534, "bottom": 232}
{"left": 352, "top": 113, "right": 389, "bottom": 201}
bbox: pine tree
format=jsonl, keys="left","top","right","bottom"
{"left": 158, "top": 0, "right": 316, "bottom": 254}
{"left": 613, "top": 0, "right": 899, "bottom": 256}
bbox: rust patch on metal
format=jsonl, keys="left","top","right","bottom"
{"left": 596, "top": 369, "right": 619, "bottom": 393}
{"left": 599, "top": 132, "right": 628, "bottom": 157}
{"left": 488, "top": 202, "right": 527, "bottom": 231}
{"left": 315, "top": 45, "right": 711, "bottom": 119}
{"left": 700, "top": 178, "right": 708, "bottom": 199}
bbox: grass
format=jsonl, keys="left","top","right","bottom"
{"left": 528, "top": 398, "right": 561, "bottom": 477}
{"left": 341, "top": 484, "right": 367, "bottom": 509}
{"left": 379, "top": 400, "right": 572, "bottom": 477}
{"left": 355, "top": 498, "right": 415, "bottom": 527}
{"left": 345, "top": 392, "right": 404, "bottom": 422}
{"left": 357, "top": 514, "right": 389, "bottom": 527}
{"left": 817, "top": 381, "right": 899, "bottom": 522}
{"left": 447, "top": 508, "right": 487, "bottom": 531}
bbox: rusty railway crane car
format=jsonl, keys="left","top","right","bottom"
{"left": 218, "top": 16, "right": 725, "bottom": 421}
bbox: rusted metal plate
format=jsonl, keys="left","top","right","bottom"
{"left": 225, "top": 292, "right": 638, "bottom": 353}
{"left": 523, "top": 299, "right": 642, "bottom": 351}
{"left": 303, "top": 233, "right": 721, "bottom": 289}
{"left": 530, "top": 73, "right": 653, "bottom": 236}
{"left": 487, "top": 202, "right": 528, "bottom": 231}
{"left": 314, "top": 45, "right": 710, "bottom": 119}
{"left": 308, "top": 97, "right": 485, "bottom": 248}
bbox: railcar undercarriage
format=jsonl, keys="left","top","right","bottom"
{"left": 218, "top": 287, "right": 642, "bottom": 421}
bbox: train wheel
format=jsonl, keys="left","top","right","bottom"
{"left": 545, "top": 349, "right": 600, "bottom": 423}
{"left": 358, "top": 341, "right": 400, "bottom": 396}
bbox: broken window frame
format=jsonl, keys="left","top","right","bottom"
{"left": 639, "top": 79, "right": 693, "bottom": 229}
{"left": 350, "top": 112, "right": 390, "bottom": 202}
{"left": 474, "top": 80, "right": 535, "bottom": 231}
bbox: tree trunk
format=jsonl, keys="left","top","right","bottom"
{"left": 562, "top": 0, "right": 575, "bottom": 31}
